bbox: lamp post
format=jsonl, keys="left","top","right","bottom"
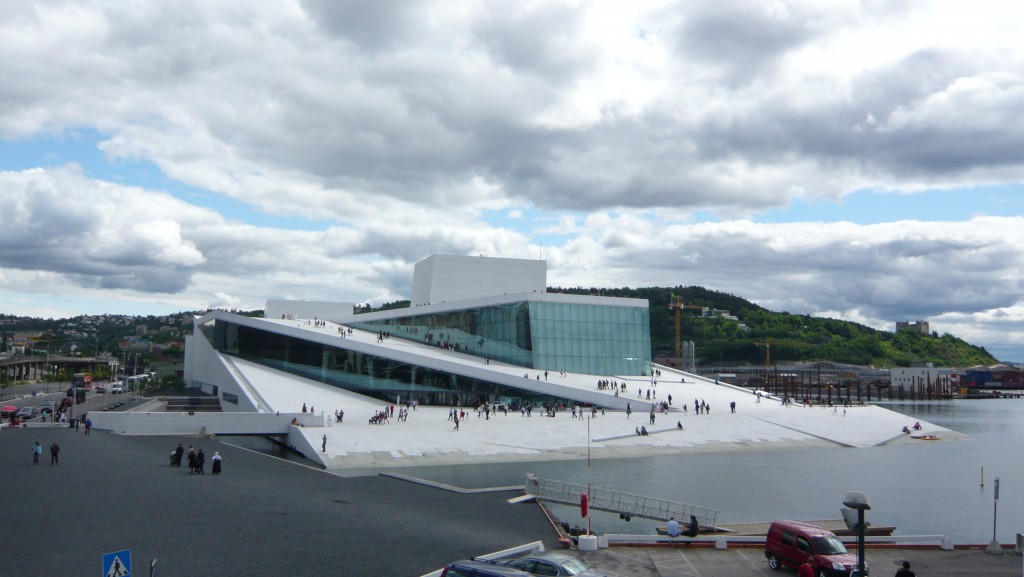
{"left": 841, "top": 491, "right": 870, "bottom": 577}
{"left": 986, "top": 477, "right": 1002, "bottom": 554}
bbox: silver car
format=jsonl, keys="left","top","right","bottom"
{"left": 506, "top": 553, "right": 605, "bottom": 577}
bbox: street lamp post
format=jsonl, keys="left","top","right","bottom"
{"left": 841, "top": 491, "right": 870, "bottom": 577}
{"left": 986, "top": 478, "right": 1002, "bottom": 554}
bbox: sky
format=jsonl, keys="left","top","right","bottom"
{"left": 1, "top": 1, "right": 1022, "bottom": 362}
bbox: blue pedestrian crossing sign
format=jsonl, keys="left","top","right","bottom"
{"left": 103, "top": 549, "right": 131, "bottom": 577}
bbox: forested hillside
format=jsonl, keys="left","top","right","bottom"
{"left": 550, "top": 286, "right": 998, "bottom": 368}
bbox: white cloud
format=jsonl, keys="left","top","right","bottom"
{"left": 1, "top": 1, "right": 1023, "bottom": 359}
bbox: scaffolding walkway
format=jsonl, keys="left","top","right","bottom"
{"left": 525, "top": 474, "right": 718, "bottom": 528}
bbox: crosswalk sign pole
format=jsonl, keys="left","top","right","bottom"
{"left": 102, "top": 549, "right": 131, "bottom": 577}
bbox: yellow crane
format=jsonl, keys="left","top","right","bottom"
{"left": 752, "top": 339, "right": 801, "bottom": 368}
{"left": 667, "top": 295, "right": 706, "bottom": 359}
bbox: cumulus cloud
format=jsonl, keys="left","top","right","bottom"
{"left": 1, "top": 1, "right": 1023, "bottom": 359}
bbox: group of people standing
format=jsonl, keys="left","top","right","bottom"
{"left": 171, "top": 443, "right": 222, "bottom": 475}
{"left": 31, "top": 440, "right": 60, "bottom": 465}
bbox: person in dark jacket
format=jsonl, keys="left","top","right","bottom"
{"left": 683, "top": 515, "right": 699, "bottom": 537}
{"left": 196, "top": 449, "right": 206, "bottom": 475}
{"left": 894, "top": 560, "right": 915, "bottom": 577}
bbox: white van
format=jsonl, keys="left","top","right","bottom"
{"left": 110, "top": 382, "right": 124, "bottom": 394}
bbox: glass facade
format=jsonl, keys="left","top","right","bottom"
{"left": 347, "top": 300, "right": 652, "bottom": 375}
{"left": 201, "top": 319, "right": 580, "bottom": 408}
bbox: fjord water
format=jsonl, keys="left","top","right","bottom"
{"left": 409, "top": 398, "right": 1024, "bottom": 544}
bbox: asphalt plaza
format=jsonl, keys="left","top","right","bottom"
{"left": 0, "top": 424, "right": 561, "bottom": 577}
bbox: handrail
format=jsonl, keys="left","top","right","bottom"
{"left": 526, "top": 474, "right": 717, "bottom": 528}
{"left": 223, "top": 356, "right": 272, "bottom": 413}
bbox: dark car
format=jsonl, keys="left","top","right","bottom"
{"left": 16, "top": 407, "right": 39, "bottom": 420}
{"left": 441, "top": 559, "right": 533, "bottom": 577}
{"left": 505, "top": 553, "right": 606, "bottom": 577}
{"left": 40, "top": 401, "right": 56, "bottom": 415}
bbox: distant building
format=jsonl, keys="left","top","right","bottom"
{"left": 891, "top": 364, "right": 952, "bottom": 388}
{"left": 896, "top": 320, "right": 930, "bottom": 335}
{"left": 135, "top": 325, "right": 149, "bottom": 336}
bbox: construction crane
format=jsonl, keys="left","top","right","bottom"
{"left": 752, "top": 339, "right": 801, "bottom": 368}
{"left": 667, "top": 295, "right": 706, "bottom": 359}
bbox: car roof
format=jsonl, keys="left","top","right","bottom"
{"left": 517, "top": 552, "right": 574, "bottom": 561}
{"left": 448, "top": 559, "right": 533, "bottom": 576}
{"left": 771, "top": 520, "right": 836, "bottom": 536}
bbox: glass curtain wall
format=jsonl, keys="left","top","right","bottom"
{"left": 348, "top": 301, "right": 651, "bottom": 375}
{"left": 201, "top": 319, "right": 574, "bottom": 407}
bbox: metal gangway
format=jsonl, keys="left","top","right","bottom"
{"left": 525, "top": 474, "right": 718, "bottom": 528}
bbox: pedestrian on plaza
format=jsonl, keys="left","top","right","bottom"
{"left": 453, "top": 413, "right": 460, "bottom": 431}
{"left": 187, "top": 446, "right": 197, "bottom": 473}
{"left": 797, "top": 557, "right": 815, "bottom": 577}
{"left": 894, "top": 560, "right": 915, "bottom": 577}
{"left": 84, "top": 417, "right": 92, "bottom": 435}
{"left": 49, "top": 441, "right": 60, "bottom": 465}
{"left": 683, "top": 515, "right": 700, "bottom": 537}
{"left": 667, "top": 517, "right": 680, "bottom": 537}
{"left": 196, "top": 449, "right": 206, "bottom": 475}
{"left": 302, "top": 403, "right": 307, "bottom": 413}
{"left": 626, "top": 403, "right": 632, "bottom": 418}
{"left": 211, "top": 452, "right": 223, "bottom": 475}
{"left": 174, "top": 443, "right": 184, "bottom": 467}
{"left": 322, "top": 434, "right": 327, "bottom": 453}
{"left": 32, "top": 441, "right": 42, "bottom": 464}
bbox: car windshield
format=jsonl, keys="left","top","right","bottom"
{"left": 812, "top": 536, "right": 848, "bottom": 555}
{"left": 557, "top": 558, "right": 589, "bottom": 575}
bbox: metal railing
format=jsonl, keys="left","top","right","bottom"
{"left": 223, "top": 356, "right": 272, "bottom": 413}
{"left": 526, "top": 474, "right": 717, "bottom": 528}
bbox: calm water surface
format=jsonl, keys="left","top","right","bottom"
{"left": 405, "top": 398, "right": 1024, "bottom": 544}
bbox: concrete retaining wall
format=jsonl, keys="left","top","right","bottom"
{"left": 89, "top": 411, "right": 322, "bottom": 436}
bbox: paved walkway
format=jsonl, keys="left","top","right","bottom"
{"left": 574, "top": 545, "right": 1023, "bottom": 577}
{"left": 0, "top": 425, "right": 560, "bottom": 576}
